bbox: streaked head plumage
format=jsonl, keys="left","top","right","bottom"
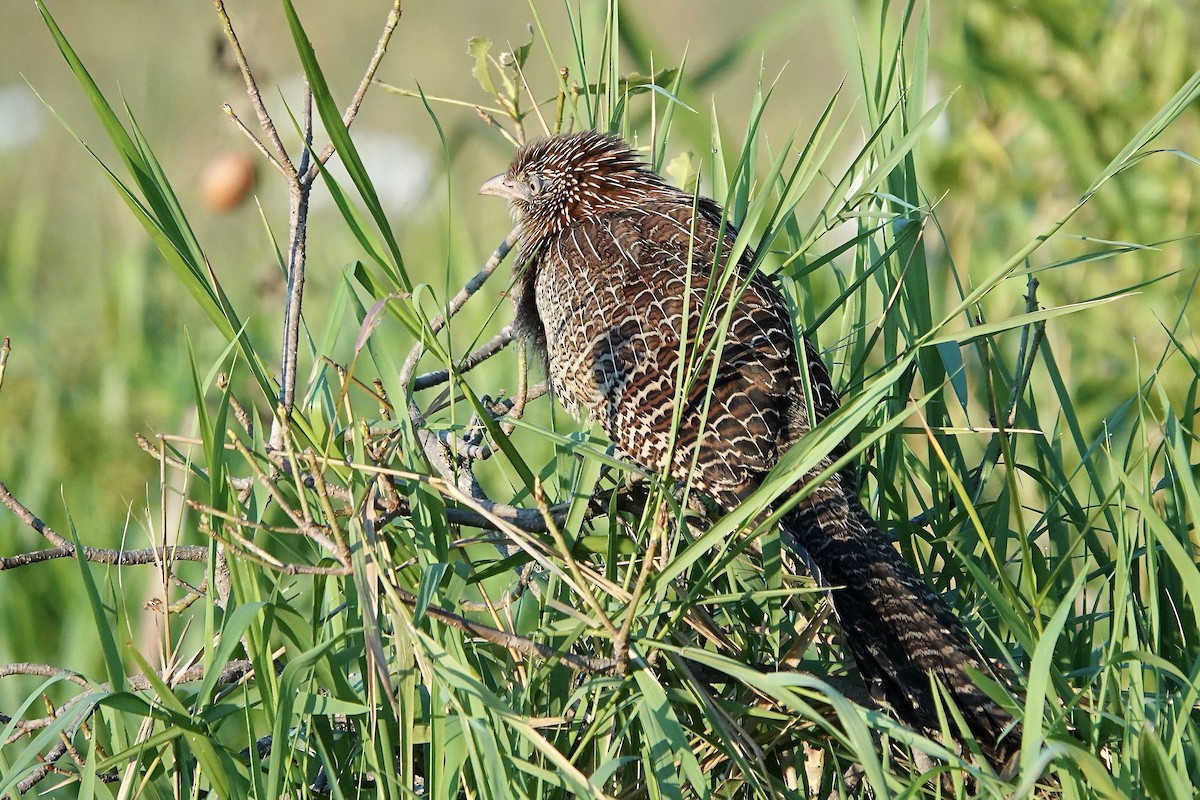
{"left": 480, "top": 131, "right": 665, "bottom": 241}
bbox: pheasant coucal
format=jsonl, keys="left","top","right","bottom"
{"left": 480, "top": 130, "right": 1019, "bottom": 769}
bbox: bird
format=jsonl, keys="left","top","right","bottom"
{"left": 480, "top": 130, "right": 1020, "bottom": 771}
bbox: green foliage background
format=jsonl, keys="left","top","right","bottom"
{"left": 0, "top": 0, "right": 1198, "bottom": 797}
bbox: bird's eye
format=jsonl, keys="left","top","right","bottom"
{"left": 527, "top": 174, "right": 545, "bottom": 196}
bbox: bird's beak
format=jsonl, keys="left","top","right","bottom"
{"left": 479, "top": 173, "right": 521, "bottom": 201}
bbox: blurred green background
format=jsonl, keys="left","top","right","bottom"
{"left": 1, "top": 0, "right": 1198, "bottom": 688}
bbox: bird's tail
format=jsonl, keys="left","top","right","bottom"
{"left": 778, "top": 473, "right": 1020, "bottom": 772}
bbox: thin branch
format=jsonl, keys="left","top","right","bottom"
{"left": 1005, "top": 274, "right": 1046, "bottom": 427}
{"left": 221, "top": 103, "right": 288, "bottom": 177}
{"left": 272, "top": 166, "right": 312, "bottom": 448}
{"left": 0, "top": 480, "right": 210, "bottom": 568}
{"left": 230, "top": 438, "right": 344, "bottom": 558}
{"left": 307, "top": 0, "right": 405, "bottom": 177}
{"left": 0, "top": 545, "right": 200, "bottom": 571}
{"left": 211, "top": 0, "right": 295, "bottom": 178}
{"left": 412, "top": 327, "right": 515, "bottom": 391}
{"left": 217, "top": 373, "right": 255, "bottom": 437}
{"left": 0, "top": 480, "right": 70, "bottom": 549}
{"left": 0, "top": 663, "right": 90, "bottom": 690}
{"left": 400, "top": 230, "right": 519, "bottom": 412}
{"left": 7, "top": 660, "right": 255, "bottom": 793}
{"left": 476, "top": 106, "right": 521, "bottom": 148}
{"left": 385, "top": 578, "right": 617, "bottom": 675}
{"left": 0, "top": 336, "right": 10, "bottom": 394}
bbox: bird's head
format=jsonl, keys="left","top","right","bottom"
{"left": 480, "top": 131, "right": 666, "bottom": 241}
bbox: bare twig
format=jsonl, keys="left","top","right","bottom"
{"left": 412, "top": 327, "right": 515, "bottom": 391}
{"left": 6, "top": 660, "right": 255, "bottom": 793}
{"left": 0, "top": 336, "right": 10, "bottom": 395}
{"left": 1005, "top": 274, "right": 1046, "bottom": 428}
{"left": 0, "top": 663, "right": 90, "bottom": 690}
{"left": 0, "top": 545, "right": 205, "bottom": 571}
{"left": 230, "top": 438, "right": 345, "bottom": 559}
{"left": 221, "top": 103, "right": 288, "bottom": 177}
{"left": 0, "top": 480, "right": 210, "bottom": 569}
{"left": 384, "top": 577, "right": 617, "bottom": 675}
{"left": 306, "top": 0, "right": 405, "bottom": 176}
{"left": 212, "top": 0, "right": 294, "bottom": 178}
{"left": 217, "top": 373, "right": 255, "bottom": 436}
{"left": 401, "top": 230, "right": 519, "bottom": 411}
{"left": 213, "top": 1, "right": 405, "bottom": 448}
{"left": 477, "top": 106, "right": 521, "bottom": 148}
{"left": 274, "top": 152, "right": 313, "bottom": 448}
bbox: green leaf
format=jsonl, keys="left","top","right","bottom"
{"left": 414, "top": 562, "right": 449, "bottom": 625}
{"left": 633, "top": 665, "right": 708, "bottom": 796}
{"left": 936, "top": 341, "right": 969, "bottom": 409}
{"left": 280, "top": 0, "right": 407, "bottom": 288}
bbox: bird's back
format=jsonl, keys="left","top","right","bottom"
{"left": 524, "top": 198, "right": 814, "bottom": 507}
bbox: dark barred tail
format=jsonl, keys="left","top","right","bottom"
{"left": 779, "top": 477, "right": 1020, "bottom": 772}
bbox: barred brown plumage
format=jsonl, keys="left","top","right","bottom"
{"left": 481, "top": 130, "right": 1020, "bottom": 771}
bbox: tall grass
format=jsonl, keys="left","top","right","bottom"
{"left": 1, "top": 1, "right": 1198, "bottom": 798}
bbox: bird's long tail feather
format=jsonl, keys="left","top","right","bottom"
{"left": 779, "top": 475, "right": 1020, "bottom": 772}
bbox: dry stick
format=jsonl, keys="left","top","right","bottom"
{"left": 8, "top": 660, "right": 256, "bottom": 794}
{"left": 142, "top": 431, "right": 355, "bottom": 505}
{"left": 0, "top": 663, "right": 90, "bottom": 691}
{"left": 156, "top": 402, "right": 176, "bottom": 666}
{"left": 186, "top": 500, "right": 311, "bottom": 536}
{"left": 211, "top": 0, "right": 294, "bottom": 178}
{"left": 217, "top": 373, "right": 255, "bottom": 437}
{"left": 197, "top": 516, "right": 295, "bottom": 574}
{"left": 416, "top": 429, "right": 554, "bottom": 565}
{"left": 278, "top": 0, "right": 403, "bottom": 438}
{"left": 214, "top": 1, "right": 403, "bottom": 449}
{"left": 273, "top": 92, "right": 314, "bottom": 450}
{"left": 157, "top": 418, "right": 595, "bottom": 556}
{"left": 384, "top": 577, "right": 616, "bottom": 674}
{"left": 306, "top": 451, "right": 350, "bottom": 559}
{"left": 222, "top": 102, "right": 288, "bottom": 176}
{"left": 281, "top": 409, "right": 314, "bottom": 525}
{"left": 476, "top": 106, "right": 521, "bottom": 148}
{"left": 400, "top": 230, "right": 520, "bottom": 413}
{"left": 1005, "top": 275, "right": 1046, "bottom": 428}
{"left": 230, "top": 438, "right": 344, "bottom": 558}
{"left": 0, "top": 480, "right": 209, "bottom": 569}
{"left": 306, "top": 0, "right": 404, "bottom": 177}
{"left": 156, "top": 427, "right": 575, "bottom": 535}
{"left": 401, "top": 233, "right": 519, "bottom": 493}
{"left": 0, "top": 336, "right": 10, "bottom": 394}
{"left": 412, "top": 327, "right": 515, "bottom": 391}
